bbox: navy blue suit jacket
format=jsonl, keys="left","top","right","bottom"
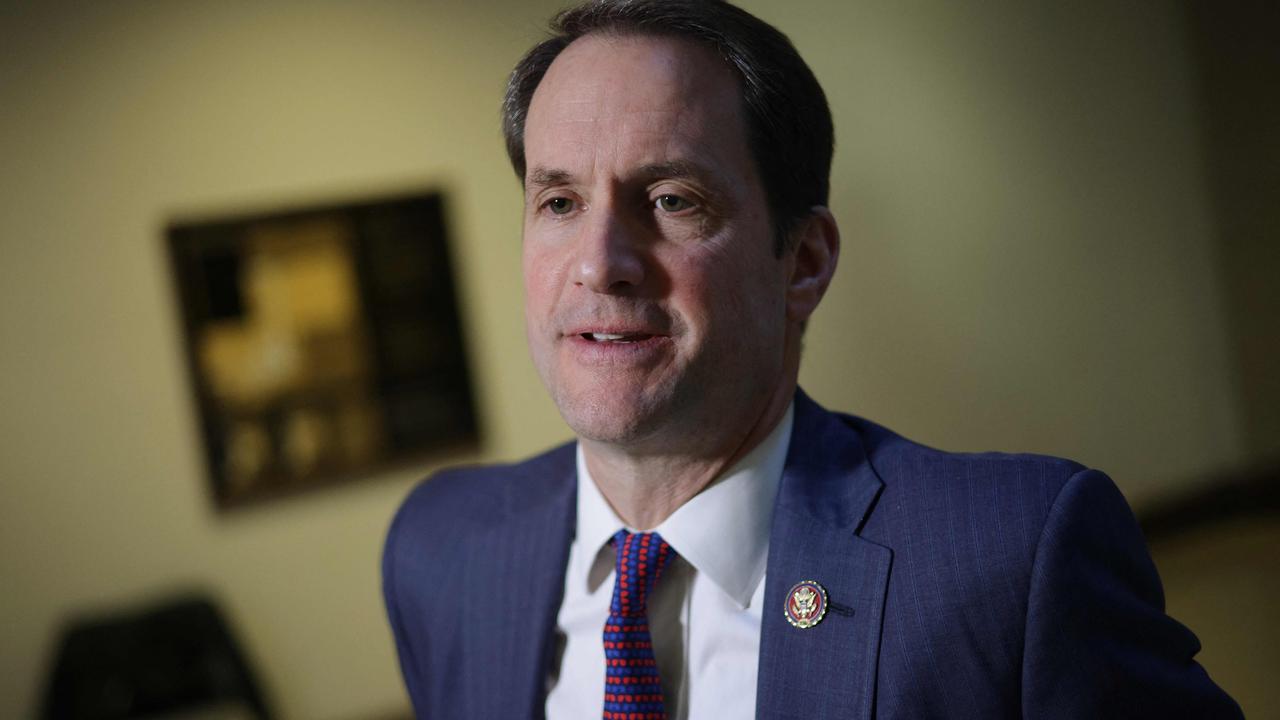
{"left": 383, "top": 391, "right": 1240, "bottom": 718}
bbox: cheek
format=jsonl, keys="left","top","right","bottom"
{"left": 670, "top": 254, "right": 754, "bottom": 331}
{"left": 692, "top": 253, "right": 787, "bottom": 340}
{"left": 521, "top": 244, "right": 556, "bottom": 314}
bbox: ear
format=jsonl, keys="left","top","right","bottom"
{"left": 785, "top": 206, "right": 840, "bottom": 324}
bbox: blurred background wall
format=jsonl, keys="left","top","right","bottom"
{"left": 1, "top": 0, "right": 1274, "bottom": 718}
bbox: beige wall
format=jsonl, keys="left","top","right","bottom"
{"left": 1189, "top": 0, "right": 1280, "bottom": 463}
{"left": 788, "top": 0, "right": 1244, "bottom": 500}
{"left": 0, "top": 1, "right": 1256, "bottom": 718}
{"left": 1150, "top": 516, "right": 1280, "bottom": 715}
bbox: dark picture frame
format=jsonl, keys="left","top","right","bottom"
{"left": 167, "top": 191, "right": 479, "bottom": 509}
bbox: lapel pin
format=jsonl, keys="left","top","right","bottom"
{"left": 784, "top": 580, "right": 828, "bottom": 629}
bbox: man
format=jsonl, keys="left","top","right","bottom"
{"left": 383, "top": 1, "right": 1241, "bottom": 717}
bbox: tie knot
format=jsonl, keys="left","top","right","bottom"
{"left": 609, "top": 529, "right": 675, "bottom": 617}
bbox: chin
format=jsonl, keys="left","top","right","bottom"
{"left": 552, "top": 386, "right": 673, "bottom": 447}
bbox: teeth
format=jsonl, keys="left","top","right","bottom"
{"left": 588, "top": 333, "right": 627, "bottom": 341}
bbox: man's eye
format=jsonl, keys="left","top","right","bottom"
{"left": 545, "top": 197, "right": 575, "bottom": 215}
{"left": 655, "top": 194, "right": 693, "bottom": 213}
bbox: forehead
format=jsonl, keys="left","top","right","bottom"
{"left": 524, "top": 33, "right": 752, "bottom": 180}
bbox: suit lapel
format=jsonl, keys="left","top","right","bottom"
{"left": 472, "top": 445, "right": 576, "bottom": 719}
{"left": 756, "top": 392, "right": 891, "bottom": 719}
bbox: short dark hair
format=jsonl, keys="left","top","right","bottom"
{"left": 501, "top": 0, "right": 834, "bottom": 256}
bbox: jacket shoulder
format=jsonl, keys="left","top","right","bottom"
{"left": 842, "top": 411, "right": 1105, "bottom": 613}
{"left": 846, "top": 412, "right": 1089, "bottom": 514}
{"left": 382, "top": 441, "right": 576, "bottom": 595}
{"left": 394, "top": 441, "right": 574, "bottom": 521}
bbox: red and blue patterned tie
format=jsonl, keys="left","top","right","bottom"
{"left": 603, "top": 529, "right": 676, "bottom": 720}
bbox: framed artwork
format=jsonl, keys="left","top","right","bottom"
{"left": 167, "top": 191, "right": 479, "bottom": 509}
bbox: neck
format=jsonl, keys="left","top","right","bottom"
{"left": 582, "top": 375, "right": 796, "bottom": 530}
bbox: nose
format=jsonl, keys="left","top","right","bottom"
{"left": 571, "top": 206, "right": 645, "bottom": 293}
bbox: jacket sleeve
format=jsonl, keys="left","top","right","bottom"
{"left": 1021, "top": 468, "right": 1242, "bottom": 718}
{"left": 383, "top": 491, "right": 431, "bottom": 718}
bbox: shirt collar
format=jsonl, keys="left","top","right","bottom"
{"left": 574, "top": 402, "right": 794, "bottom": 609}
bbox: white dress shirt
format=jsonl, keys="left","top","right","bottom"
{"left": 545, "top": 403, "right": 794, "bottom": 719}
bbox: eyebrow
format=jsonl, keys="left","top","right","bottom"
{"left": 525, "top": 167, "right": 573, "bottom": 190}
{"left": 636, "top": 160, "right": 712, "bottom": 184}
{"left": 526, "top": 159, "right": 728, "bottom": 196}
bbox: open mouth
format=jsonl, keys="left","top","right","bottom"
{"left": 580, "top": 332, "right": 655, "bottom": 344}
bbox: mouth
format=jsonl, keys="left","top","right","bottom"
{"left": 579, "top": 332, "right": 657, "bottom": 344}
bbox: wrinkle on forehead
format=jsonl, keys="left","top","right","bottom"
{"left": 519, "top": 32, "right": 768, "bottom": 240}
{"left": 525, "top": 34, "right": 746, "bottom": 169}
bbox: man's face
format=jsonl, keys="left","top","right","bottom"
{"left": 521, "top": 34, "right": 792, "bottom": 450}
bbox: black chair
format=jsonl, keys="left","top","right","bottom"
{"left": 40, "top": 594, "right": 272, "bottom": 720}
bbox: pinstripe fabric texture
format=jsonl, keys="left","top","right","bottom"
{"left": 385, "top": 389, "right": 1242, "bottom": 719}
{"left": 383, "top": 445, "right": 577, "bottom": 718}
{"left": 602, "top": 530, "right": 675, "bottom": 720}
